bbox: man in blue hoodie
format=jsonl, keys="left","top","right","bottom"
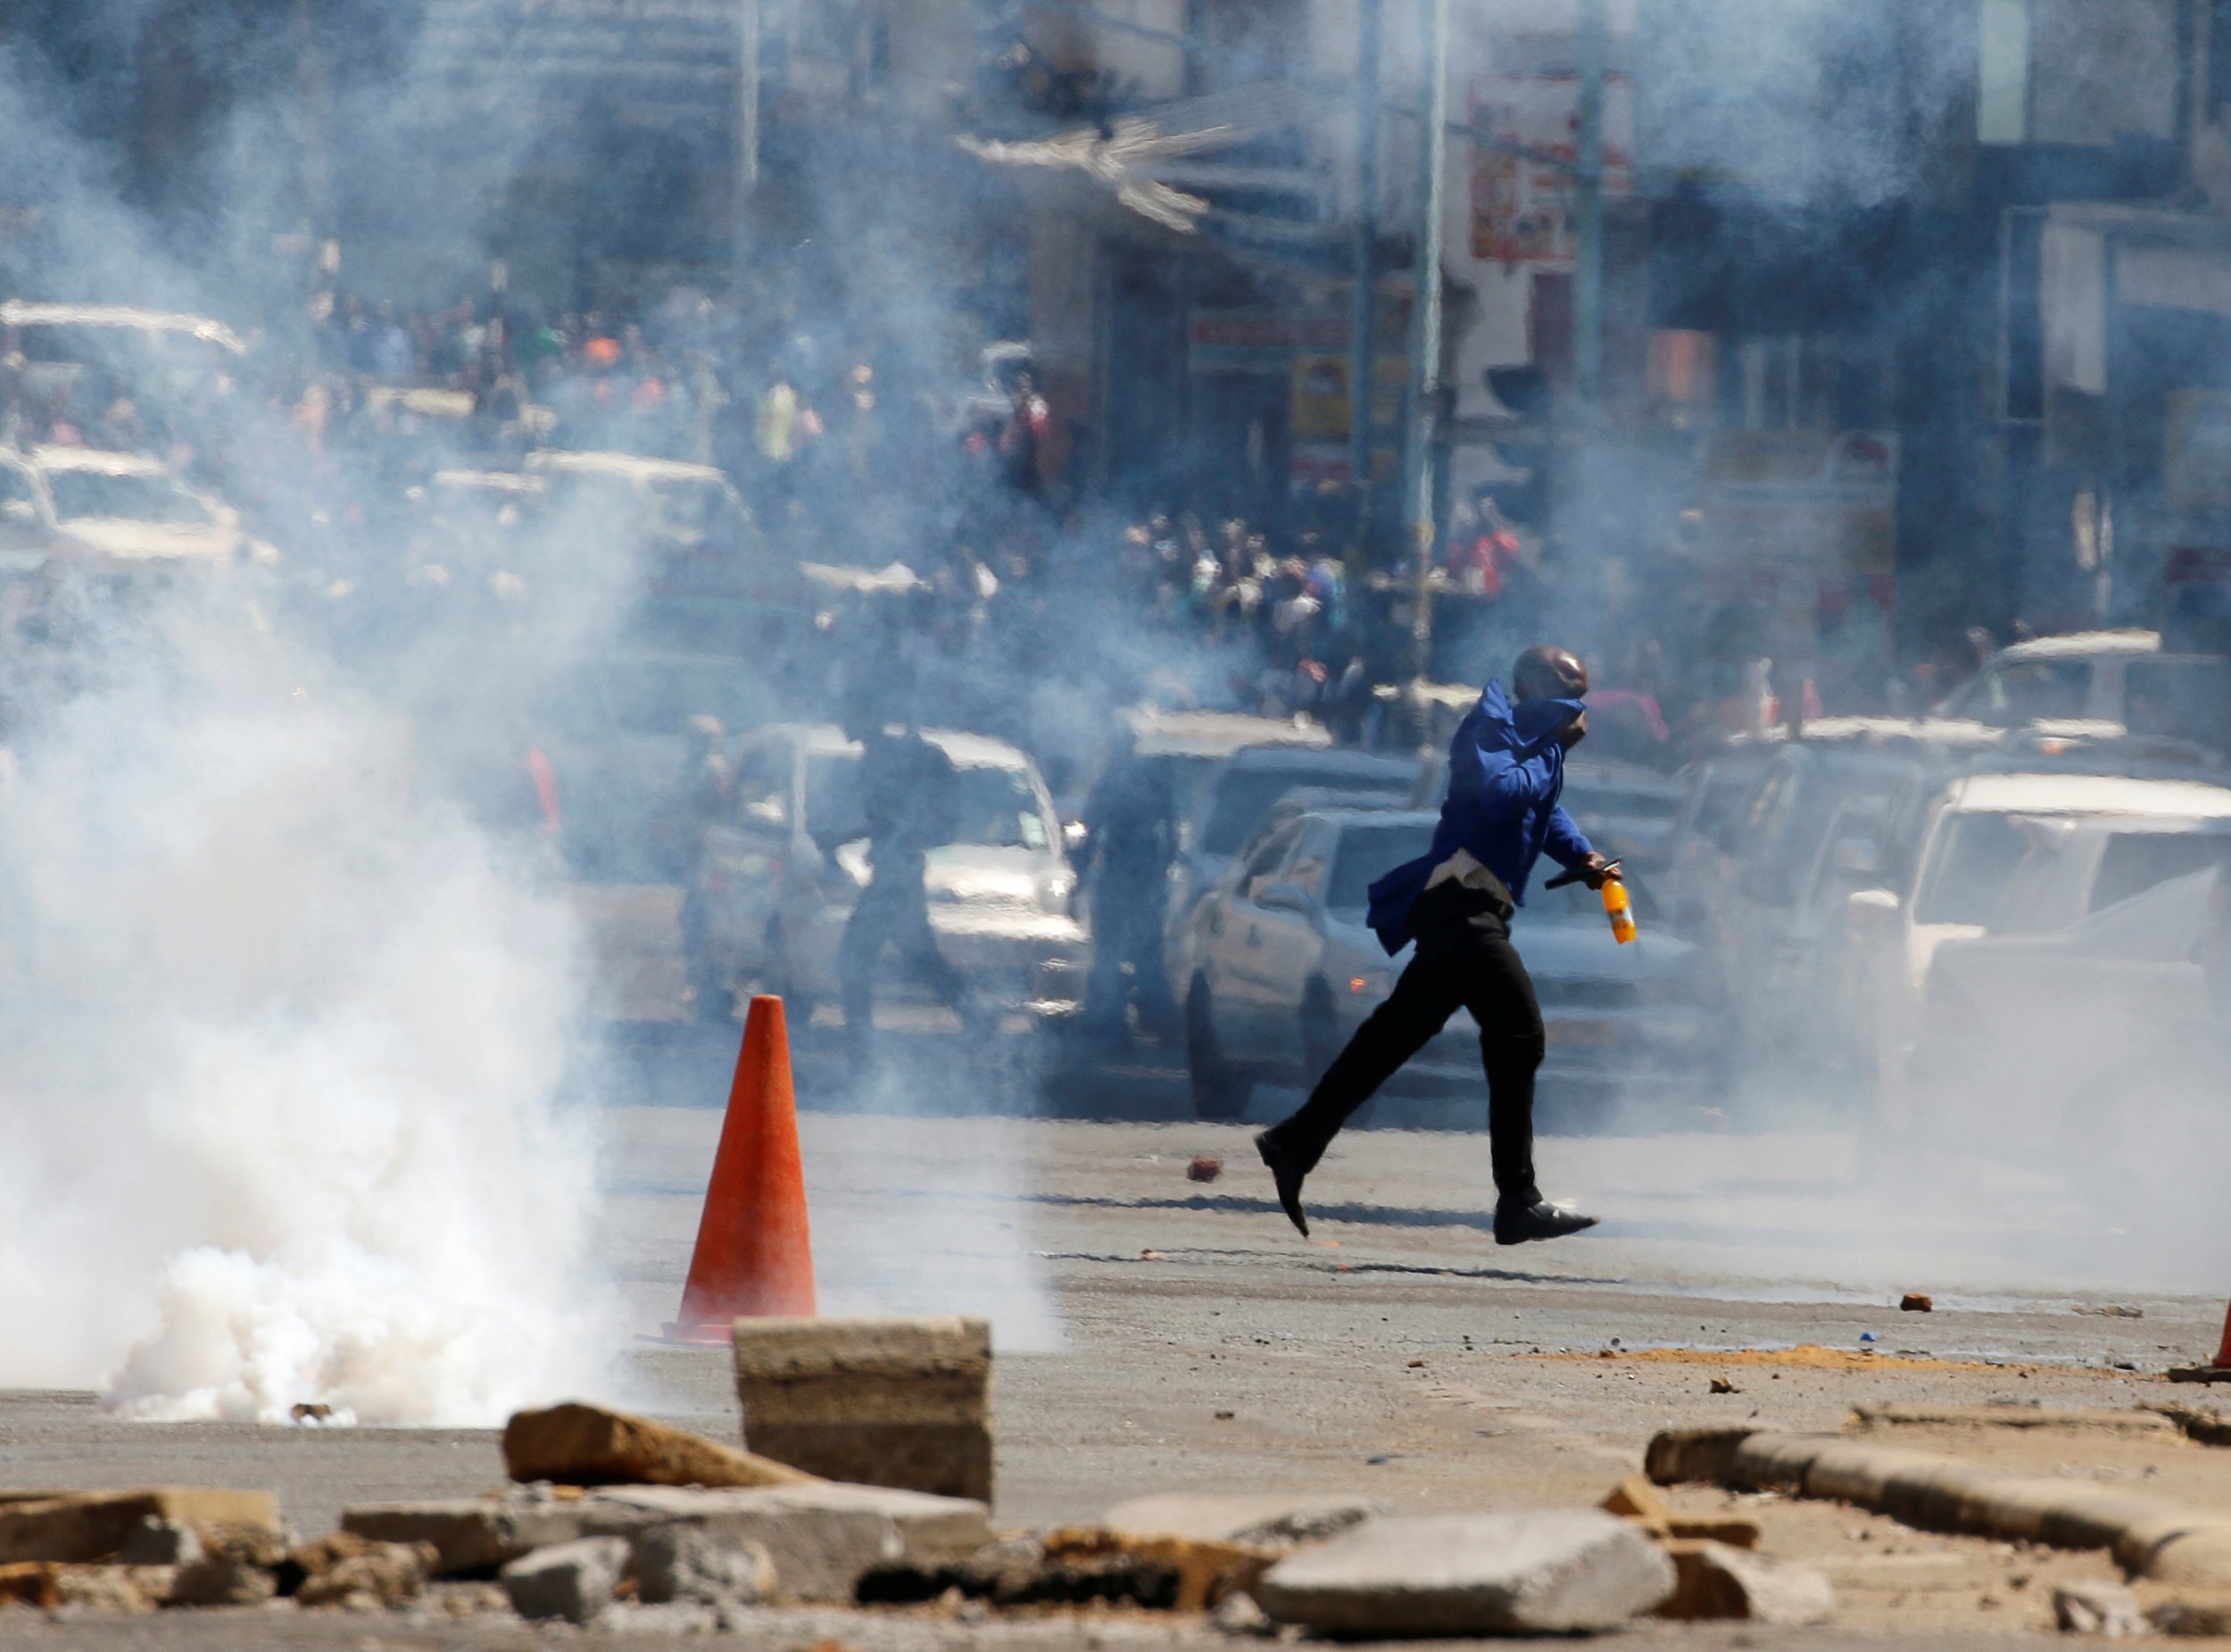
{"left": 1256, "top": 645, "right": 1613, "bottom": 1245}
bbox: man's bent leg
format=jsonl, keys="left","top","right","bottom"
{"left": 1268, "top": 949, "right": 1465, "bottom": 1172}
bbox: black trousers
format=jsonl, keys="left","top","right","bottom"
{"left": 1082, "top": 869, "right": 1180, "bottom": 1039}
{"left": 1268, "top": 879, "right": 1546, "bottom": 1208}
{"left": 838, "top": 868, "right": 977, "bottom": 1061}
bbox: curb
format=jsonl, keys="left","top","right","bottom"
{"left": 1646, "top": 1428, "right": 2231, "bottom": 1587}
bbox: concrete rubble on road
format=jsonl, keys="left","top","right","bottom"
{"left": 630, "top": 1523, "right": 775, "bottom": 1606}
{"left": 499, "top": 1533, "right": 630, "bottom": 1624}
{"left": 1648, "top": 1424, "right": 2231, "bottom": 1586}
{"left": 502, "top": 1399, "right": 816, "bottom": 1490}
{"left": 731, "top": 1315, "right": 994, "bottom": 1504}
{"left": 1254, "top": 1510, "right": 1676, "bottom": 1636}
{"left": 347, "top": 1479, "right": 990, "bottom": 1599}
{"left": 2053, "top": 1579, "right": 2145, "bottom": 1636}
{"left": 1656, "top": 1538, "right": 1835, "bottom": 1623}
{"left": 0, "top": 1487, "right": 281, "bottom": 1565}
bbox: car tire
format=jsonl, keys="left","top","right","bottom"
{"left": 1186, "top": 978, "right": 1254, "bottom": 1123}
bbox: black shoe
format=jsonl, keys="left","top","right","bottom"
{"left": 1494, "top": 1200, "right": 1599, "bottom": 1246}
{"left": 1256, "top": 1130, "right": 1310, "bottom": 1238}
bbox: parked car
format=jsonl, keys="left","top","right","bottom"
{"left": 1843, "top": 768, "right": 2231, "bottom": 1132}
{"left": 684, "top": 723, "right": 1087, "bottom": 1025}
{"left": 1173, "top": 807, "right": 1728, "bottom": 1124}
{"left": 1937, "top": 630, "right": 2231, "bottom": 757}
{"left": 1903, "top": 866, "right": 2231, "bottom": 1201}
{"left": 0, "top": 444, "right": 278, "bottom": 571}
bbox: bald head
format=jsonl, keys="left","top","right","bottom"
{"left": 1513, "top": 645, "right": 1588, "bottom": 703}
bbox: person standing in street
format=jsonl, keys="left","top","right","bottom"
{"left": 1255, "top": 645, "right": 1614, "bottom": 1246}
{"left": 1074, "top": 723, "right": 1181, "bottom": 1045}
{"left": 835, "top": 704, "right": 985, "bottom": 1076}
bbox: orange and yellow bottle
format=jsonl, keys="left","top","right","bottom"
{"left": 1601, "top": 873, "right": 1636, "bottom": 944}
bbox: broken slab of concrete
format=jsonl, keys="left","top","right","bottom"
{"left": 1256, "top": 1511, "right": 1675, "bottom": 1636}
{"left": 289, "top": 1532, "right": 438, "bottom": 1610}
{"left": 629, "top": 1525, "right": 775, "bottom": 1607}
{"left": 502, "top": 1401, "right": 815, "bottom": 1490}
{"left": 580, "top": 1482, "right": 990, "bottom": 1602}
{"left": 1100, "top": 1492, "right": 1375, "bottom": 1552}
{"left": 345, "top": 1480, "right": 989, "bottom": 1598}
{"left": 0, "top": 1489, "right": 281, "bottom": 1565}
{"left": 1657, "top": 1540, "right": 1835, "bottom": 1624}
{"left": 500, "top": 1536, "right": 629, "bottom": 1625}
{"left": 731, "top": 1316, "right": 992, "bottom": 1504}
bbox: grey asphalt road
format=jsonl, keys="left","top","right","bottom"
{"left": 5, "top": 1002, "right": 2225, "bottom": 1648}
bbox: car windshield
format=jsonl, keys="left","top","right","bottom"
{"left": 1326, "top": 823, "right": 1437, "bottom": 913}
{"left": 1941, "top": 658, "right": 2090, "bottom": 725}
{"left": 1202, "top": 765, "right": 1407, "bottom": 856}
{"left": 45, "top": 469, "right": 213, "bottom": 526}
{"left": 1913, "top": 810, "right": 2034, "bottom": 926}
{"left": 806, "top": 752, "right": 1049, "bottom": 850}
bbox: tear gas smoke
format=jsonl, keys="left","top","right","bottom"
{"left": 0, "top": 589, "right": 614, "bottom": 1422}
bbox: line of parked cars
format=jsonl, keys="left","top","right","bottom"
{"left": 1654, "top": 631, "right": 2231, "bottom": 1205}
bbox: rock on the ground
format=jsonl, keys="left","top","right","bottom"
{"left": 1646, "top": 1426, "right": 1759, "bottom": 1487}
{"left": 731, "top": 1316, "right": 993, "bottom": 1504}
{"left": 1210, "top": 1588, "right": 1273, "bottom": 1636}
{"left": 169, "top": 1555, "right": 279, "bottom": 1607}
{"left": 500, "top": 1536, "right": 630, "bottom": 1625}
{"left": 290, "top": 1532, "right": 437, "bottom": 1610}
{"left": 630, "top": 1525, "right": 775, "bottom": 1606}
{"left": 0, "top": 1489, "right": 281, "bottom": 1565}
{"left": 0, "top": 1563, "right": 172, "bottom": 1614}
{"left": 1256, "top": 1511, "right": 1675, "bottom": 1636}
{"left": 2146, "top": 1590, "right": 2231, "bottom": 1638}
{"left": 1657, "top": 1540, "right": 1835, "bottom": 1624}
{"left": 341, "top": 1495, "right": 593, "bottom": 1576}
{"left": 2054, "top": 1580, "right": 2145, "bottom": 1636}
{"left": 1600, "top": 1475, "right": 1673, "bottom": 1524}
{"left": 503, "top": 1401, "right": 814, "bottom": 1490}
{"left": 1101, "top": 1492, "right": 1376, "bottom": 1552}
{"left": 582, "top": 1482, "right": 990, "bottom": 1602}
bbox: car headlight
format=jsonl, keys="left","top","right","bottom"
{"left": 1040, "top": 873, "right": 1074, "bottom": 914}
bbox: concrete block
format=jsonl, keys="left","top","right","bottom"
{"left": 2053, "top": 1580, "right": 2145, "bottom": 1636}
{"left": 340, "top": 1497, "right": 589, "bottom": 1576}
{"left": 500, "top": 1536, "right": 629, "bottom": 1625}
{"left": 0, "top": 1489, "right": 281, "bottom": 1565}
{"left": 1100, "top": 1492, "right": 1376, "bottom": 1552}
{"left": 502, "top": 1401, "right": 814, "bottom": 1490}
{"left": 0, "top": 1562, "right": 170, "bottom": 1612}
{"left": 731, "top": 1316, "right": 992, "bottom": 1504}
{"left": 579, "top": 1482, "right": 990, "bottom": 1602}
{"left": 1657, "top": 1540, "right": 1835, "bottom": 1624}
{"left": 1646, "top": 1426, "right": 1757, "bottom": 1486}
{"left": 630, "top": 1525, "right": 775, "bottom": 1606}
{"left": 1256, "top": 1511, "right": 1675, "bottom": 1636}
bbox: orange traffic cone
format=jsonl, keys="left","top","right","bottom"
{"left": 2170, "top": 1299, "right": 2231, "bottom": 1383}
{"left": 663, "top": 995, "right": 816, "bottom": 1344}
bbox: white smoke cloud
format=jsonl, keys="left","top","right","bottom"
{"left": 0, "top": 588, "right": 615, "bottom": 1422}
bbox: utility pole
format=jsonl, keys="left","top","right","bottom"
{"left": 1348, "top": 0, "right": 1381, "bottom": 522}
{"left": 1572, "top": 0, "right": 1606, "bottom": 419}
{"left": 736, "top": 0, "right": 761, "bottom": 286}
{"left": 1404, "top": 0, "right": 1450, "bottom": 677}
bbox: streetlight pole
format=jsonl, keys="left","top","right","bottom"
{"left": 1573, "top": 0, "right": 1606, "bottom": 419}
{"left": 1348, "top": 0, "right": 1381, "bottom": 521}
{"left": 1403, "top": 0, "right": 1450, "bottom": 677}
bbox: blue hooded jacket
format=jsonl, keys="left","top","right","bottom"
{"left": 1364, "top": 679, "right": 1595, "bottom": 955}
